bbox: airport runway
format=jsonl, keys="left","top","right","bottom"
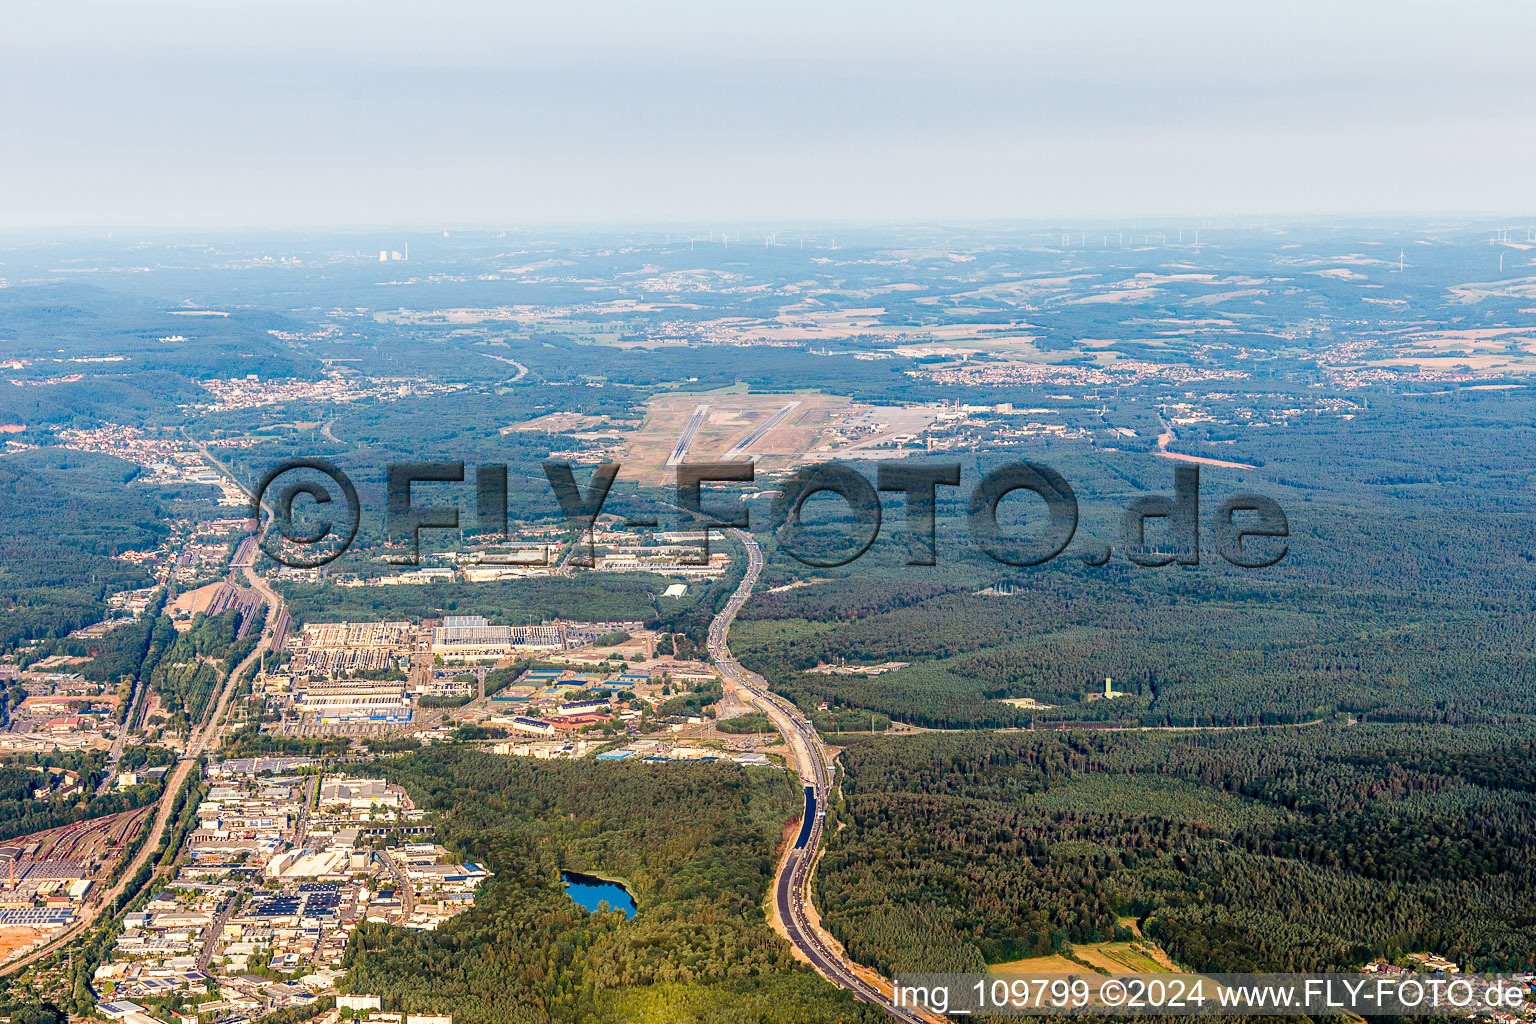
{"left": 722, "top": 400, "right": 801, "bottom": 459}
{"left": 665, "top": 403, "right": 710, "bottom": 467}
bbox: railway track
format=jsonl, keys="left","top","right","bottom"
{"left": 3, "top": 455, "right": 286, "bottom": 980}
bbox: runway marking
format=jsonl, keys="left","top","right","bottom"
{"left": 722, "top": 401, "right": 801, "bottom": 459}
{"left": 665, "top": 403, "right": 711, "bottom": 467}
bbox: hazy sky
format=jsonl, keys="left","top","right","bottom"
{"left": 4, "top": 0, "right": 1534, "bottom": 227}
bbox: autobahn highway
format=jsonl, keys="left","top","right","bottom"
{"left": 707, "top": 528, "right": 936, "bottom": 1023}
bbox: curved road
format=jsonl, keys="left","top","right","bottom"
{"left": 708, "top": 529, "right": 934, "bottom": 1023}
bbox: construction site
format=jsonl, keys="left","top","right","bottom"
{"left": 0, "top": 807, "right": 154, "bottom": 964}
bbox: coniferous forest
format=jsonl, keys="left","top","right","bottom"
{"left": 340, "top": 749, "right": 880, "bottom": 1024}
{"left": 815, "top": 724, "right": 1536, "bottom": 976}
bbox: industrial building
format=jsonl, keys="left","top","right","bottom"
{"left": 293, "top": 680, "right": 412, "bottom": 723}
{"left": 430, "top": 616, "right": 514, "bottom": 660}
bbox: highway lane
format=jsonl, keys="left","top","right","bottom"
{"left": 707, "top": 528, "right": 934, "bottom": 1023}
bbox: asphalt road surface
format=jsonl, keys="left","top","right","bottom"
{"left": 666, "top": 403, "right": 710, "bottom": 467}
{"left": 708, "top": 528, "right": 935, "bottom": 1023}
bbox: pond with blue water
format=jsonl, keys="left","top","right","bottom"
{"left": 561, "top": 870, "right": 636, "bottom": 919}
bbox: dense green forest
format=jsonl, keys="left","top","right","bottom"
{"left": 39, "top": 608, "right": 172, "bottom": 720}
{"left": 219, "top": 721, "right": 351, "bottom": 759}
{"left": 0, "top": 283, "right": 315, "bottom": 392}
{"left": 732, "top": 399, "right": 1536, "bottom": 731}
{"left": 276, "top": 575, "right": 676, "bottom": 628}
{"left": 340, "top": 749, "right": 878, "bottom": 1024}
{"left": 816, "top": 724, "right": 1536, "bottom": 976}
{"left": 0, "top": 449, "right": 167, "bottom": 649}
{"left": 728, "top": 448, "right": 1536, "bottom": 727}
{"left": 735, "top": 566, "right": 1536, "bottom": 729}
{"left": 74, "top": 611, "right": 161, "bottom": 683}
{"left": 715, "top": 712, "right": 774, "bottom": 734}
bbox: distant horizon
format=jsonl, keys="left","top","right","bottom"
{"left": 5, "top": 0, "right": 1534, "bottom": 229}
{"left": 3, "top": 212, "right": 1535, "bottom": 236}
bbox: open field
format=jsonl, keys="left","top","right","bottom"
{"left": 1156, "top": 450, "right": 1260, "bottom": 470}
{"left": 988, "top": 953, "right": 1084, "bottom": 975}
{"left": 623, "top": 392, "right": 941, "bottom": 483}
{"left": 501, "top": 411, "right": 613, "bottom": 434}
{"left": 1367, "top": 354, "right": 1536, "bottom": 372}
{"left": 990, "top": 940, "right": 1181, "bottom": 976}
{"left": 0, "top": 927, "right": 43, "bottom": 966}
{"left": 1343, "top": 327, "right": 1536, "bottom": 372}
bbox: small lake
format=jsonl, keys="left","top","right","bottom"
{"left": 561, "top": 870, "right": 636, "bottom": 919}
